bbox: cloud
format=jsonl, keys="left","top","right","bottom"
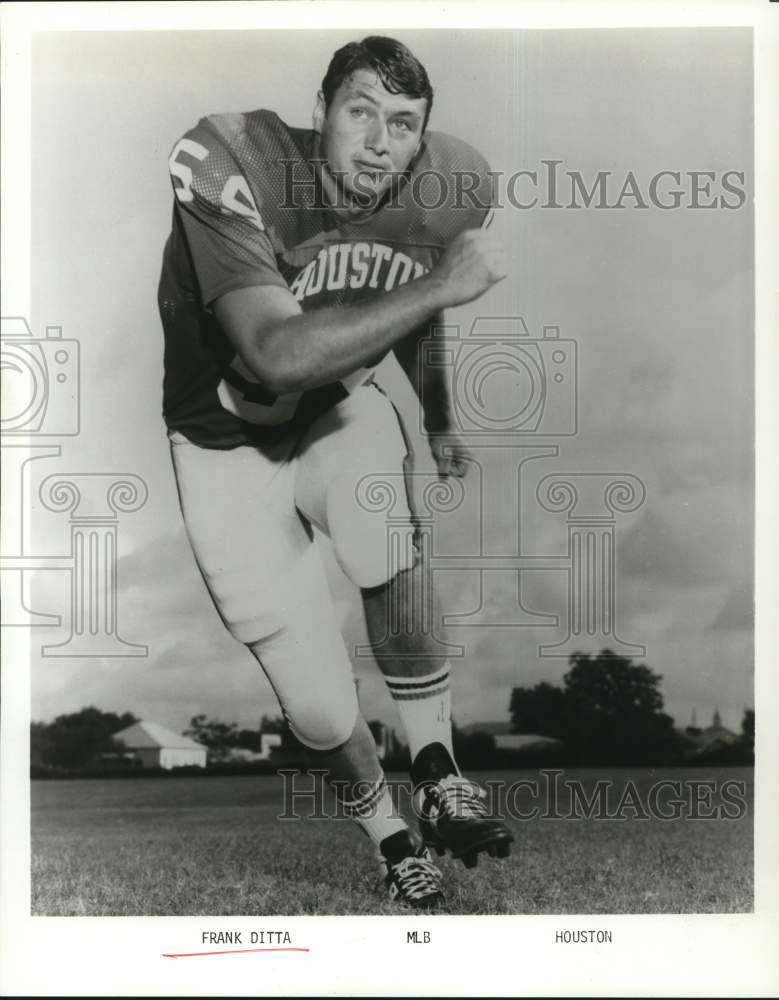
{"left": 31, "top": 636, "right": 279, "bottom": 735}
{"left": 709, "top": 586, "right": 754, "bottom": 632}
{"left": 620, "top": 481, "right": 752, "bottom": 589}
{"left": 621, "top": 507, "right": 715, "bottom": 587}
{"left": 30, "top": 523, "right": 266, "bottom": 728}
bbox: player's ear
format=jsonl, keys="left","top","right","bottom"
{"left": 313, "top": 91, "right": 326, "bottom": 133}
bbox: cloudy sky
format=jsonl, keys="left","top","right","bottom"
{"left": 20, "top": 27, "right": 753, "bottom": 737}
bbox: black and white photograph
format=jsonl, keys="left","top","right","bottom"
{"left": 1, "top": 2, "right": 777, "bottom": 996}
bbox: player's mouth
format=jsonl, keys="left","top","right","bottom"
{"left": 354, "top": 160, "right": 390, "bottom": 180}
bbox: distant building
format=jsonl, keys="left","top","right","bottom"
{"left": 259, "top": 733, "right": 283, "bottom": 758}
{"left": 222, "top": 747, "right": 263, "bottom": 763}
{"left": 684, "top": 709, "right": 739, "bottom": 753}
{"left": 702, "top": 709, "right": 739, "bottom": 746}
{"left": 113, "top": 720, "right": 206, "bottom": 769}
{"left": 223, "top": 734, "right": 281, "bottom": 763}
{"left": 98, "top": 751, "right": 142, "bottom": 772}
{"left": 460, "top": 721, "right": 562, "bottom": 753}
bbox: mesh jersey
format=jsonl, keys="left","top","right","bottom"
{"left": 158, "top": 109, "right": 493, "bottom": 448}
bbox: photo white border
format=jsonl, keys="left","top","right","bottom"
{"left": 2, "top": 2, "right": 777, "bottom": 996}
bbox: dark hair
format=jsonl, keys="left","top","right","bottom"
{"left": 321, "top": 36, "right": 434, "bottom": 130}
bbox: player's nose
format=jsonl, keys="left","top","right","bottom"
{"left": 365, "top": 117, "right": 390, "bottom": 156}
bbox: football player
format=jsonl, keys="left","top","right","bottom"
{"left": 159, "top": 35, "right": 511, "bottom": 909}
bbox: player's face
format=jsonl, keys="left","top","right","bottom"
{"left": 317, "top": 69, "right": 427, "bottom": 205}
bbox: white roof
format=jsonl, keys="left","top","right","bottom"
{"left": 461, "top": 722, "right": 561, "bottom": 746}
{"left": 114, "top": 720, "right": 205, "bottom": 751}
{"left": 494, "top": 733, "right": 562, "bottom": 748}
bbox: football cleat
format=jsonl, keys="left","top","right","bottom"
{"left": 414, "top": 774, "right": 514, "bottom": 869}
{"left": 380, "top": 843, "right": 445, "bottom": 909}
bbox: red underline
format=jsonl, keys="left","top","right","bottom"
{"left": 163, "top": 947, "right": 310, "bottom": 959}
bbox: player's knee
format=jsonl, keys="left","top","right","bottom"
{"left": 336, "top": 524, "right": 418, "bottom": 589}
{"left": 286, "top": 684, "right": 359, "bottom": 752}
{"left": 326, "top": 476, "right": 417, "bottom": 589}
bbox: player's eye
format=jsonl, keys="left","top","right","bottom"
{"left": 350, "top": 107, "right": 370, "bottom": 120}
{"left": 393, "top": 119, "right": 412, "bottom": 133}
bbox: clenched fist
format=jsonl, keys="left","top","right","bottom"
{"left": 431, "top": 229, "right": 508, "bottom": 307}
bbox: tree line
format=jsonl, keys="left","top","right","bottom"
{"left": 507, "top": 650, "right": 754, "bottom": 766}
{"left": 184, "top": 713, "right": 293, "bottom": 763}
{"left": 31, "top": 707, "right": 139, "bottom": 770}
{"left": 29, "top": 650, "right": 754, "bottom": 773}
{"left": 29, "top": 708, "right": 291, "bottom": 771}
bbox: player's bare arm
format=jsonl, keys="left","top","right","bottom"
{"left": 394, "top": 315, "right": 474, "bottom": 479}
{"left": 213, "top": 227, "right": 506, "bottom": 396}
{"left": 393, "top": 316, "right": 449, "bottom": 433}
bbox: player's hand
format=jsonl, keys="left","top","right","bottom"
{"left": 429, "top": 431, "right": 473, "bottom": 479}
{"left": 431, "top": 229, "right": 508, "bottom": 307}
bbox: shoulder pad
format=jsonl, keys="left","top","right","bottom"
{"left": 167, "top": 111, "right": 307, "bottom": 232}
{"left": 407, "top": 131, "right": 494, "bottom": 242}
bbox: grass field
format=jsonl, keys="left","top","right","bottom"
{"left": 31, "top": 767, "right": 753, "bottom": 916}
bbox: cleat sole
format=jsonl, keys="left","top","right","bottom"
{"left": 423, "top": 831, "right": 514, "bottom": 866}
{"left": 451, "top": 832, "right": 514, "bottom": 867}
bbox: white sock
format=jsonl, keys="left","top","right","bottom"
{"left": 337, "top": 773, "right": 407, "bottom": 846}
{"left": 384, "top": 662, "right": 454, "bottom": 764}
